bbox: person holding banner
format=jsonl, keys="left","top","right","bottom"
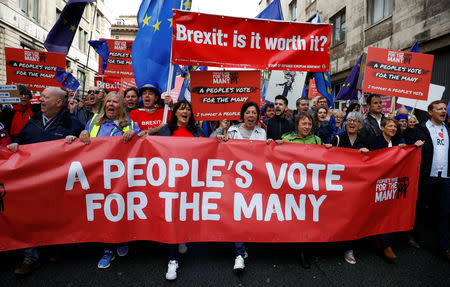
{"left": 406, "top": 100, "right": 450, "bottom": 262}
{"left": 312, "top": 107, "right": 334, "bottom": 144}
{"left": 7, "top": 87, "right": 84, "bottom": 276}
{"left": 4, "top": 85, "right": 40, "bottom": 140}
{"left": 156, "top": 99, "right": 203, "bottom": 280}
{"left": 129, "top": 81, "right": 172, "bottom": 135}
{"left": 65, "top": 91, "right": 142, "bottom": 269}
{"left": 216, "top": 101, "right": 266, "bottom": 271}
{"left": 265, "top": 95, "right": 294, "bottom": 140}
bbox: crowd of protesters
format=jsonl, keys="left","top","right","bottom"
{"left": 0, "top": 85, "right": 448, "bottom": 281}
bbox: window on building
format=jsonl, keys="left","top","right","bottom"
{"left": 56, "top": 8, "right": 61, "bottom": 20}
{"left": 32, "top": 0, "right": 39, "bottom": 20}
{"left": 96, "top": 13, "right": 100, "bottom": 30}
{"left": 84, "top": 31, "right": 88, "bottom": 52}
{"left": 368, "top": 0, "right": 393, "bottom": 25}
{"left": 307, "top": 0, "right": 316, "bottom": 4}
{"left": 114, "top": 35, "right": 120, "bottom": 39}
{"left": 289, "top": 1, "right": 297, "bottom": 21}
{"left": 331, "top": 9, "right": 346, "bottom": 46}
{"left": 21, "top": 0, "right": 28, "bottom": 13}
{"left": 77, "top": 70, "right": 86, "bottom": 93}
{"left": 83, "top": 5, "right": 88, "bottom": 19}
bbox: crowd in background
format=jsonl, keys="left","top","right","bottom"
{"left": 0, "top": 84, "right": 448, "bottom": 281}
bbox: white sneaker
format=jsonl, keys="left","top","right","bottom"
{"left": 165, "top": 260, "right": 178, "bottom": 280}
{"left": 178, "top": 243, "right": 188, "bottom": 254}
{"left": 233, "top": 255, "right": 245, "bottom": 270}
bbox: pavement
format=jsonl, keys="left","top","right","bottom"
{"left": 0, "top": 226, "right": 449, "bottom": 287}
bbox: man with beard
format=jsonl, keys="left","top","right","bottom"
{"left": 264, "top": 95, "right": 294, "bottom": 140}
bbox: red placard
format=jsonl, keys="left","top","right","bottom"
{"left": 172, "top": 10, "right": 331, "bottom": 72}
{"left": 94, "top": 76, "right": 136, "bottom": 94}
{"left": 99, "top": 39, "right": 134, "bottom": 77}
{"left": 308, "top": 79, "right": 320, "bottom": 99}
{"left": 190, "top": 70, "right": 261, "bottom": 121}
{"left": 0, "top": 137, "right": 421, "bottom": 252}
{"left": 5, "top": 47, "right": 65, "bottom": 92}
{"left": 362, "top": 47, "right": 434, "bottom": 100}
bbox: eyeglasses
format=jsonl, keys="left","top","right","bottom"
{"left": 347, "top": 119, "right": 359, "bottom": 123}
{"left": 94, "top": 90, "right": 100, "bottom": 94}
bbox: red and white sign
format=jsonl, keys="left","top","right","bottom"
{"left": 94, "top": 76, "right": 136, "bottom": 94}
{"left": 5, "top": 47, "right": 65, "bottom": 92}
{"left": 0, "top": 137, "right": 421, "bottom": 252}
{"left": 172, "top": 10, "right": 331, "bottom": 72}
{"left": 99, "top": 39, "right": 134, "bottom": 77}
{"left": 190, "top": 70, "right": 261, "bottom": 121}
{"left": 363, "top": 47, "right": 434, "bottom": 100}
{"left": 308, "top": 79, "right": 320, "bottom": 99}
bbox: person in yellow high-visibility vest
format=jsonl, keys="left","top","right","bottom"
{"left": 65, "top": 92, "right": 143, "bottom": 269}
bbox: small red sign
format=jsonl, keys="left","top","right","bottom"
{"left": 94, "top": 76, "right": 136, "bottom": 94}
{"left": 308, "top": 79, "right": 320, "bottom": 99}
{"left": 99, "top": 39, "right": 134, "bottom": 78}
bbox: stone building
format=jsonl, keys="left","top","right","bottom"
{"left": 110, "top": 15, "right": 138, "bottom": 41}
{"left": 259, "top": 0, "right": 450, "bottom": 102}
{"left": 0, "top": 0, "right": 113, "bottom": 95}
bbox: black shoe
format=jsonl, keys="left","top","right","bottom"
{"left": 299, "top": 250, "right": 311, "bottom": 269}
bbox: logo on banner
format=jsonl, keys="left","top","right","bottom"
{"left": 387, "top": 51, "right": 404, "bottom": 64}
{"left": 213, "top": 72, "right": 234, "bottom": 84}
{"left": 24, "top": 51, "right": 40, "bottom": 62}
{"left": 375, "top": 177, "right": 409, "bottom": 203}
{"left": 114, "top": 41, "right": 127, "bottom": 51}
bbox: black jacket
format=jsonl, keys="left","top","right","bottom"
{"left": 14, "top": 107, "right": 84, "bottom": 145}
{"left": 265, "top": 115, "right": 294, "bottom": 140}
{"left": 2, "top": 104, "right": 41, "bottom": 134}
{"left": 157, "top": 125, "right": 204, "bottom": 137}
{"left": 360, "top": 113, "right": 383, "bottom": 139}
{"left": 367, "top": 134, "right": 403, "bottom": 151}
{"left": 405, "top": 122, "right": 450, "bottom": 179}
{"left": 331, "top": 132, "right": 367, "bottom": 149}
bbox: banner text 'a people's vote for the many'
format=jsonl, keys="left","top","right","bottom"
{"left": 0, "top": 137, "right": 421, "bottom": 251}
{"left": 171, "top": 10, "right": 331, "bottom": 72}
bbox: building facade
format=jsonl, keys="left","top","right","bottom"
{"left": 259, "top": 0, "right": 450, "bottom": 102}
{"left": 110, "top": 15, "right": 138, "bottom": 41}
{"left": 0, "top": 0, "right": 113, "bottom": 95}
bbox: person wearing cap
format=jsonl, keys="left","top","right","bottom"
{"left": 4, "top": 84, "right": 40, "bottom": 140}
{"left": 129, "top": 81, "right": 173, "bottom": 135}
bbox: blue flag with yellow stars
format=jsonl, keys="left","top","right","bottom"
{"left": 88, "top": 40, "right": 109, "bottom": 74}
{"left": 44, "top": 0, "right": 95, "bottom": 54}
{"left": 256, "top": 0, "right": 283, "bottom": 20}
{"left": 335, "top": 55, "right": 362, "bottom": 101}
{"left": 56, "top": 69, "right": 80, "bottom": 91}
{"left": 132, "top": 0, "right": 191, "bottom": 92}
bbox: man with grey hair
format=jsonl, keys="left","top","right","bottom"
{"left": 7, "top": 86, "right": 84, "bottom": 275}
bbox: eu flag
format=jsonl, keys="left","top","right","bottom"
{"left": 410, "top": 41, "right": 419, "bottom": 53}
{"left": 335, "top": 55, "right": 362, "bottom": 101}
{"left": 256, "top": 0, "right": 283, "bottom": 20}
{"left": 56, "top": 69, "right": 80, "bottom": 91}
{"left": 44, "top": 0, "right": 95, "bottom": 54}
{"left": 132, "top": 0, "right": 189, "bottom": 92}
{"left": 88, "top": 40, "right": 109, "bottom": 74}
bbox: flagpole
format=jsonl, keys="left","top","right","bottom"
{"left": 81, "top": 0, "right": 98, "bottom": 97}
{"left": 162, "top": 1, "right": 184, "bottom": 124}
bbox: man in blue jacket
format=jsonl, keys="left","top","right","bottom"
{"left": 7, "top": 86, "right": 84, "bottom": 275}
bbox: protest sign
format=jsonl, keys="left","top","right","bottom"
{"left": 0, "top": 136, "right": 420, "bottom": 252}
{"left": 99, "top": 39, "right": 134, "bottom": 77}
{"left": 362, "top": 47, "right": 434, "bottom": 100}
{"left": 0, "top": 85, "right": 20, "bottom": 104}
{"left": 397, "top": 84, "right": 446, "bottom": 112}
{"left": 190, "top": 70, "right": 261, "bottom": 121}
{"left": 5, "top": 47, "right": 65, "bottom": 92}
{"left": 94, "top": 76, "right": 136, "bottom": 93}
{"left": 308, "top": 79, "right": 320, "bottom": 99}
{"left": 266, "top": 71, "right": 306, "bottom": 110}
{"left": 172, "top": 10, "right": 331, "bottom": 72}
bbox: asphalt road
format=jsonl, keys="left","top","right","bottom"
{"left": 1, "top": 226, "right": 449, "bottom": 287}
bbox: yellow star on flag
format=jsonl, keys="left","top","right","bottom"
{"left": 142, "top": 14, "right": 151, "bottom": 27}
{"left": 70, "top": 25, "right": 76, "bottom": 31}
{"left": 183, "top": 0, "right": 191, "bottom": 10}
{"left": 152, "top": 19, "right": 161, "bottom": 32}
{"left": 327, "top": 88, "right": 332, "bottom": 94}
{"left": 324, "top": 74, "right": 328, "bottom": 81}
{"left": 168, "top": 18, "right": 173, "bottom": 27}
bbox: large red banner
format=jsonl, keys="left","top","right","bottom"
{"left": 362, "top": 47, "right": 434, "bottom": 100}
{"left": 94, "top": 76, "right": 136, "bottom": 94}
{"left": 99, "top": 39, "right": 134, "bottom": 77}
{"left": 5, "top": 47, "right": 66, "bottom": 92}
{"left": 0, "top": 137, "right": 421, "bottom": 252}
{"left": 172, "top": 10, "right": 331, "bottom": 72}
{"left": 190, "top": 70, "right": 261, "bottom": 121}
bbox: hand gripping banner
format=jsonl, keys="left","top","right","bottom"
{"left": 0, "top": 137, "right": 421, "bottom": 251}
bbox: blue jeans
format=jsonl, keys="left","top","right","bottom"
{"left": 168, "top": 244, "right": 178, "bottom": 261}
{"left": 24, "top": 247, "right": 39, "bottom": 262}
{"left": 423, "top": 176, "right": 450, "bottom": 251}
{"left": 234, "top": 242, "right": 246, "bottom": 257}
